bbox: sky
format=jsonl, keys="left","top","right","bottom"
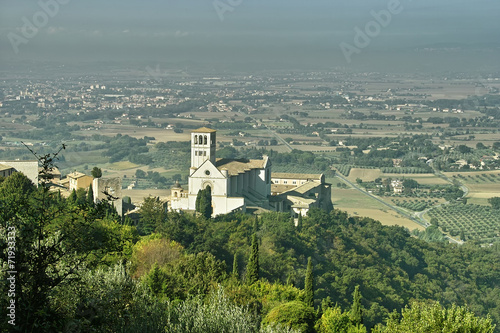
{"left": 1, "top": 0, "right": 499, "bottom": 72}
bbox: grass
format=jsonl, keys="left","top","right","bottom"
{"left": 347, "top": 168, "right": 382, "bottom": 182}
{"left": 106, "top": 161, "right": 140, "bottom": 171}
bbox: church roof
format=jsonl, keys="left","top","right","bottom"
{"left": 192, "top": 127, "right": 217, "bottom": 133}
{"left": 292, "top": 181, "right": 322, "bottom": 194}
{"left": 271, "top": 172, "right": 323, "bottom": 181}
{"left": 271, "top": 184, "right": 297, "bottom": 194}
{"left": 215, "top": 158, "right": 267, "bottom": 176}
{"left": 0, "top": 164, "right": 14, "bottom": 172}
{"left": 288, "top": 195, "right": 317, "bottom": 208}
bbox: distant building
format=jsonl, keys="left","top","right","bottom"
{"left": 170, "top": 127, "right": 333, "bottom": 217}
{"left": 0, "top": 160, "right": 39, "bottom": 184}
{"left": 93, "top": 177, "right": 123, "bottom": 216}
{"left": 170, "top": 127, "right": 271, "bottom": 216}
{"left": 391, "top": 179, "right": 404, "bottom": 193}
{"left": 0, "top": 164, "right": 15, "bottom": 178}
{"left": 270, "top": 173, "right": 332, "bottom": 217}
{"left": 65, "top": 171, "right": 93, "bottom": 192}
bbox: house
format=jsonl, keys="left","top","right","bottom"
{"left": 391, "top": 179, "right": 404, "bottom": 193}
{"left": 0, "top": 160, "right": 39, "bottom": 184}
{"left": 66, "top": 171, "right": 93, "bottom": 192}
{"left": 0, "top": 164, "right": 15, "bottom": 178}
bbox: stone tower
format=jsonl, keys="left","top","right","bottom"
{"left": 190, "top": 127, "right": 217, "bottom": 169}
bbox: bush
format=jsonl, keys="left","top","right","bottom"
{"left": 262, "top": 301, "right": 316, "bottom": 333}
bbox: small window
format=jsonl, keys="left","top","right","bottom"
{"left": 205, "top": 170, "right": 211, "bottom": 176}
{"left": 204, "top": 135, "right": 208, "bottom": 145}
{"left": 204, "top": 151, "right": 207, "bottom": 156}
{"left": 292, "top": 180, "right": 297, "bottom": 185}
{"left": 199, "top": 135, "right": 203, "bottom": 144}
{"left": 284, "top": 180, "right": 288, "bottom": 184}
{"left": 194, "top": 136, "right": 198, "bottom": 144}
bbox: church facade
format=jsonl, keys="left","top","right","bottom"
{"left": 170, "top": 127, "right": 272, "bottom": 216}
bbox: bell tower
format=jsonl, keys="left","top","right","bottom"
{"left": 191, "top": 127, "right": 217, "bottom": 169}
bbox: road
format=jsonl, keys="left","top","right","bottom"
{"left": 237, "top": 110, "right": 294, "bottom": 153}
{"left": 334, "top": 172, "right": 429, "bottom": 229}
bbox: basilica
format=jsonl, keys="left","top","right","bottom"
{"left": 170, "top": 127, "right": 332, "bottom": 217}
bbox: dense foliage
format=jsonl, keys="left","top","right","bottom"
{"left": 1, "top": 167, "right": 498, "bottom": 332}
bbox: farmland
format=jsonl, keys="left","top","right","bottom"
{"left": 426, "top": 203, "right": 500, "bottom": 243}
{"left": 1, "top": 69, "right": 499, "bottom": 243}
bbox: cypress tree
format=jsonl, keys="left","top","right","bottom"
{"left": 196, "top": 187, "right": 212, "bottom": 218}
{"left": 246, "top": 233, "right": 259, "bottom": 285}
{"left": 304, "top": 257, "right": 314, "bottom": 308}
{"left": 87, "top": 184, "right": 94, "bottom": 206}
{"left": 232, "top": 252, "right": 239, "bottom": 278}
{"left": 204, "top": 187, "right": 213, "bottom": 218}
{"left": 68, "top": 189, "right": 77, "bottom": 204}
{"left": 350, "top": 285, "right": 363, "bottom": 325}
{"left": 195, "top": 189, "right": 202, "bottom": 212}
{"left": 253, "top": 215, "right": 259, "bottom": 232}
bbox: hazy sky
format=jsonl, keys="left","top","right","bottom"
{"left": 1, "top": 0, "right": 499, "bottom": 72}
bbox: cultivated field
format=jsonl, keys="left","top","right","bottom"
{"left": 331, "top": 185, "right": 424, "bottom": 231}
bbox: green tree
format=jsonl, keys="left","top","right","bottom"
{"left": 139, "top": 197, "right": 167, "bottom": 235}
{"left": 87, "top": 183, "right": 94, "bottom": 206}
{"left": 68, "top": 188, "right": 77, "bottom": 203}
{"left": 488, "top": 197, "right": 500, "bottom": 209}
{"left": 91, "top": 166, "right": 102, "bottom": 178}
{"left": 317, "top": 305, "right": 367, "bottom": 333}
{"left": 232, "top": 252, "right": 239, "bottom": 278}
{"left": 145, "top": 263, "right": 165, "bottom": 296}
{"left": 350, "top": 285, "right": 363, "bottom": 326}
{"left": 135, "top": 169, "right": 146, "bottom": 178}
{"left": 375, "top": 301, "right": 495, "bottom": 333}
{"left": 304, "top": 257, "right": 314, "bottom": 308}
{"left": 0, "top": 145, "right": 116, "bottom": 331}
{"left": 195, "top": 187, "right": 213, "bottom": 219}
{"left": 246, "top": 233, "right": 259, "bottom": 285}
{"left": 262, "top": 301, "right": 316, "bottom": 333}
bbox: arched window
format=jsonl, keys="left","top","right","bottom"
{"left": 204, "top": 135, "right": 208, "bottom": 145}
{"left": 194, "top": 135, "right": 198, "bottom": 144}
{"left": 199, "top": 135, "right": 203, "bottom": 144}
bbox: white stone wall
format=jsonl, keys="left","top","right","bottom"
{"left": 93, "top": 178, "right": 123, "bottom": 216}
{"left": 188, "top": 161, "right": 228, "bottom": 196}
{"left": 0, "top": 161, "right": 38, "bottom": 185}
{"left": 212, "top": 196, "right": 245, "bottom": 216}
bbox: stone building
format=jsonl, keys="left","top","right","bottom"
{"left": 170, "top": 127, "right": 271, "bottom": 216}
{"left": 170, "top": 127, "right": 333, "bottom": 217}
